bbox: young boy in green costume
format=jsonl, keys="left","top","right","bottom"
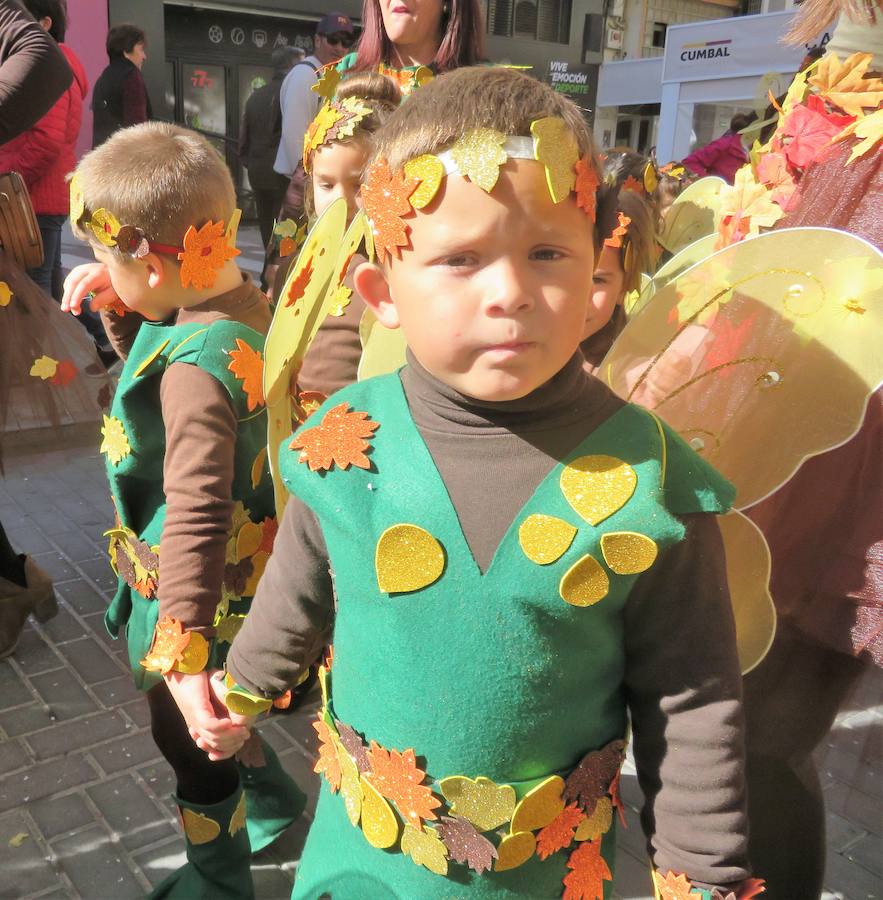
{"left": 61, "top": 122, "right": 306, "bottom": 900}
{"left": 223, "top": 68, "right": 762, "bottom": 899}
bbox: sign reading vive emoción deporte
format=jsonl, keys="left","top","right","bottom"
{"left": 662, "top": 11, "right": 808, "bottom": 84}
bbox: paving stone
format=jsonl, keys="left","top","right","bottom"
{"left": 91, "top": 675, "right": 141, "bottom": 709}
{"left": 0, "top": 738, "right": 29, "bottom": 776}
{"left": 826, "top": 810, "right": 867, "bottom": 854}
{"left": 38, "top": 609, "right": 87, "bottom": 645}
{"left": 0, "top": 702, "right": 56, "bottom": 739}
{"left": 29, "top": 791, "right": 96, "bottom": 841}
{"left": 87, "top": 774, "right": 176, "bottom": 851}
{"left": 53, "top": 531, "right": 102, "bottom": 563}
{"left": 51, "top": 825, "right": 145, "bottom": 898}
{"left": 10, "top": 629, "right": 64, "bottom": 677}
{"left": 252, "top": 861, "right": 296, "bottom": 900}
{"left": 6, "top": 525, "right": 52, "bottom": 555}
{"left": 0, "top": 755, "right": 97, "bottom": 814}
{"left": 0, "top": 809, "right": 59, "bottom": 897}
{"left": 137, "top": 761, "right": 176, "bottom": 809}
{"left": 28, "top": 671, "right": 96, "bottom": 722}
{"left": 59, "top": 637, "right": 125, "bottom": 685}
{"left": 131, "top": 838, "right": 185, "bottom": 889}
{"left": 27, "top": 712, "right": 129, "bottom": 761}
{"left": 24, "top": 511, "right": 75, "bottom": 539}
{"left": 54, "top": 579, "right": 107, "bottom": 617}
{"left": 74, "top": 556, "right": 117, "bottom": 595}
{"left": 0, "top": 662, "right": 33, "bottom": 710}
{"left": 89, "top": 732, "right": 162, "bottom": 775}
{"left": 825, "top": 845, "right": 882, "bottom": 900}
{"left": 844, "top": 831, "right": 883, "bottom": 880}
{"left": 257, "top": 721, "right": 294, "bottom": 753}
{"left": 825, "top": 782, "right": 883, "bottom": 836}
{"left": 119, "top": 698, "right": 151, "bottom": 729}
{"left": 278, "top": 749, "right": 320, "bottom": 820}
{"left": 28, "top": 553, "right": 76, "bottom": 584}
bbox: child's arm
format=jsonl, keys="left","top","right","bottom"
{"left": 623, "top": 513, "right": 752, "bottom": 893}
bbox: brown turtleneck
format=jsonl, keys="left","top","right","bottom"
{"left": 101, "top": 274, "right": 272, "bottom": 632}
{"left": 227, "top": 352, "right": 751, "bottom": 890}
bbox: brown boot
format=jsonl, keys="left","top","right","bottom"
{"left": 0, "top": 557, "right": 58, "bottom": 658}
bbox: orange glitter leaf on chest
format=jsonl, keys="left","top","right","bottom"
{"left": 361, "top": 159, "right": 417, "bottom": 263}
{"left": 141, "top": 616, "right": 192, "bottom": 675}
{"left": 366, "top": 741, "right": 442, "bottom": 828}
{"left": 654, "top": 871, "right": 698, "bottom": 900}
{"left": 285, "top": 255, "right": 314, "bottom": 308}
{"left": 178, "top": 220, "right": 240, "bottom": 290}
{"left": 536, "top": 804, "right": 584, "bottom": 860}
{"left": 574, "top": 157, "right": 599, "bottom": 221}
{"left": 227, "top": 338, "right": 265, "bottom": 411}
{"left": 313, "top": 719, "right": 342, "bottom": 792}
{"left": 289, "top": 402, "right": 379, "bottom": 472}
{"left": 562, "top": 839, "right": 613, "bottom": 900}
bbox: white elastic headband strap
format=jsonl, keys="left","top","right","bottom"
{"left": 435, "top": 136, "right": 535, "bottom": 177}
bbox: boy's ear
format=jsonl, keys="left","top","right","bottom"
{"left": 353, "top": 261, "right": 400, "bottom": 329}
{"left": 142, "top": 252, "right": 167, "bottom": 289}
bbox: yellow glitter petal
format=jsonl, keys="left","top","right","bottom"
{"left": 404, "top": 154, "right": 445, "bottom": 209}
{"left": 518, "top": 514, "right": 578, "bottom": 565}
{"left": 242, "top": 550, "right": 268, "bottom": 596}
{"left": 0, "top": 281, "right": 12, "bottom": 306}
{"left": 400, "top": 824, "right": 449, "bottom": 876}
{"left": 100, "top": 415, "right": 131, "bottom": 466}
{"left": 311, "top": 67, "right": 340, "bottom": 101}
{"left": 360, "top": 774, "right": 400, "bottom": 848}
{"left": 574, "top": 797, "right": 613, "bottom": 842}
{"left": 133, "top": 339, "right": 170, "bottom": 377}
{"left": 228, "top": 791, "right": 247, "bottom": 837}
{"left": 236, "top": 521, "right": 263, "bottom": 561}
{"left": 30, "top": 355, "right": 58, "bottom": 380}
{"left": 439, "top": 775, "right": 516, "bottom": 832}
{"left": 450, "top": 127, "right": 508, "bottom": 193}
{"left": 495, "top": 830, "right": 537, "bottom": 871}
{"left": 375, "top": 524, "right": 445, "bottom": 593}
{"left": 510, "top": 775, "right": 565, "bottom": 834}
{"left": 560, "top": 554, "right": 609, "bottom": 607}
{"left": 176, "top": 631, "right": 209, "bottom": 674}
{"left": 560, "top": 455, "right": 637, "bottom": 525}
{"left": 215, "top": 613, "right": 246, "bottom": 644}
{"left": 181, "top": 809, "right": 221, "bottom": 845}
{"left": 338, "top": 739, "right": 362, "bottom": 826}
{"left": 531, "top": 117, "right": 579, "bottom": 203}
{"left": 600, "top": 532, "right": 658, "bottom": 575}
{"left": 329, "top": 283, "right": 353, "bottom": 317}
{"left": 89, "top": 208, "right": 121, "bottom": 247}
{"left": 251, "top": 446, "right": 267, "bottom": 490}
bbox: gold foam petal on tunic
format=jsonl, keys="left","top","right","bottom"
{"left": 404, "top": 154, "right": 445, "bottom": 209}
{"left": 400, "top": 823, "right": 449, "bottom": 875}
{"left": 560, "top": 554, "right": 610, "bottom": 607}
{"left": 574, "top": 797, "right": 613, "bottom": 842}
{"left": 360, "top": 774, "right": 400, "bottom": 849}
{"left": 560, "top": 455, "right": 637, "bottom": 525}
{"left": 243, "top": 551, "right": 269, "bottom": 596}
{"left": 228, "top": 792, "right": 247, "bottom": 837}
{"left": 600, "top": 531, "right": 658, "bottom": 575}
{"left": 494, "top": 830, "right": 537, "bottom": 871}
{"left": 133, "top": 339, "right": 170, "bottom": 378}
{"left": 236, "top": 521, "right": 263, "bottom": 561}
{"left": 438, "top": 775, "right": 516, "bottom": 832}
{"left": 518, "top": 514, "right": 578, "bottom": 565}
{"left": 251, "top": 446, "right": 268, "bottom": 490}
{"left": 181, "top": 809, "right": 221, "bottom": 845}
{"left": 509, "top": 775, "right": 566, "bottom": 834}
{"left": 338, "top": 739, "right": 362, "bottom": 826}
{"left": 375, "top": 524, "right": 445, "bottom": 593}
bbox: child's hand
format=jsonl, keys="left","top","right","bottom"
{"left": 207, "top": 669, "right": 258, "bottom": 731}
{"left": 61, "top": 263, "right": 120, "bottom": 315}
{"left": 163, "top": 670, "right": 251, "bottom": 761}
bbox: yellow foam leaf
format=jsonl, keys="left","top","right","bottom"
{"left": 375, "top": 524, "right": 445, "bottom": 593}
{"left": 560, "top": 455, "right": 637, "bottom": 525}
{"left": 439, "top": 775, "right": 516, "bottom": 832}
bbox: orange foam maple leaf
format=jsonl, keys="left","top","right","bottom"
{"left": 604, "top": 212, "right": 631, "bottom": 248}
{"left": 808, "top": 51, "right": 883, "bottom": 117}
{"left": 227, "top": 338, "right": 265, "bottom": 411}
{"left": 178, "top": 220, "right": 240, "bottom": 290}
{"left": 621, "top": 175, "right": 643, "bottom": 194}
{"left": 361, "top": 159, "right": 417, "bottom": 263}
{"left": 562, "top": 839, "right": 612, "bottom": 900}
{"left": 313, "top": 718, "right": 342, "bottom": 791}
{"left": 717, "top": 167, "right": 783, "bottom": 245}
{"left": 537, "top": 803, "right": 584, "bottom": 860}
{"left": 654, "top": 870, "right": 697, "bottom": 900}
{"left": 285, "top": 255, "right": 314, "bottom": 308}
{"left": 574, "top": 157, "right": 599, "bottom": 220}
{"left": 366, "top": 741, "right": 441, "bottom": 828}
{"left": 141, "top": 616, "right": 192, "bottom": 674}
{"left": 257, "top": 516, "right": 278, "bottom": 555}
{"left": 289, "top": 402, "right": 379, "bottom": 472}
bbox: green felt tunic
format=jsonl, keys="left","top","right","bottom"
{"left": 103, "top": 319, "right": 274, "bottom": 690}
{"left": 280, "top": 373, "right": 734, "bottom": 899}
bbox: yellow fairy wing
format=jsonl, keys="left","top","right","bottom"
{"left": 657, "top": 177, "right": 726, "bottom": 256}
{"left": 263, "top": 199, "right": 348, "bottom": 513}
{"left": 357, "top": 308, "right": 408, "bottom": 381}
{"left": 603, "top": 227, "right": 883, "bottom": 510}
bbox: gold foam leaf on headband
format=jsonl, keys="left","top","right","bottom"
{"left": 332, "top": 96, "right": 374, "bottom": 141}
{"left": 303, "top": 103, "right": 345, "bottom": 170}
{"left": 450, "top": 127, "right": 508, "bottom": 193}
{"left": 69, "top": 172, "right": 85, "bottom": 225}
{"left": 90, "top": 208, "right": 121, "bottom": 247}
{"left": 531, "top": 117, "right": 579, "bottom": 203}
{"left": 403, "top": 154, "right": 445, "bottom": 209}
{"left": 362, "top": 159, "right": 418, "bottom": 263}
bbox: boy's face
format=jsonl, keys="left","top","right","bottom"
{"left": 358, "top": 159, "right": 595, "bottom": 402}
{"left": 583, "top": 243, "right": 626, "bottom": 341}
{"left": 92, "top": 244, "right": 176, "bottom": 321}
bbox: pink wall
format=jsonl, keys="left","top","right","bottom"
{"left": 66, "top": 0, "right": 110, "bottom": 159}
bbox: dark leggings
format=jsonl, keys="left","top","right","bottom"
{"left": 147, "top": 680, "right": 240, "bottom": 806}
{"left": 0, "top": 519, "right": 26, "bottom": 587}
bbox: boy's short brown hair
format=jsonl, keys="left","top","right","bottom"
{"left": 73, "top": 122, "right": 236, "bottom": 251}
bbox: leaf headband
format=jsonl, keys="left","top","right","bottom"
{"left": 361, "top": 116, "right": 601, "bottom": 263}
{"left": 303, "top": 95, "right": 374, "bottom": 173}
{"left": 69, "top": 173, "right": 241, "bottom": 290}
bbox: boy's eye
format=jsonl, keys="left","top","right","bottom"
{"left": 531, "top": 248, "right": 564, "bottom": 261}
{"left": 441, "top": 254, "right": 475, "bottom": 268}
{"left": 593, "top": 275, "right": 608, "bottom": 285}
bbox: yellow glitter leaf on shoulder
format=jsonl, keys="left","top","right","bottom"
{"left": 518, "top": 514, "right": 578, "bottom": 565}
{"left": 450, "top": 127, "right": 508, "bottom": 193}
{"left": 495, "top": 830, "right": 536, "bottom": 871}
{"left": 360, "top": 774, "right": 399, "bottom": 848}
{"left": 531, "top": 117, "right": 579, "bottom": 203}
{"left": 439, "top": 775, "right": 516, "bottom": 832}
{"left": 600, "top": 532, "right": 658, "bottom": 575}
{"left": 400, "top": 823, "right": 449, "bottom": 876}
{"left": 510, "top": 775, "right": 566, "bottom": 834}
{"left": 181, "top": 808, "right": 221, "bottom": 845}
{"left": 559, "top": 554, "right": 609, "bottom": 607}
{"left": 560, "top": 455, "right": 637, "bottom": 525}
{"left": 375, "top": 524, "right": 445, "bottom": 593}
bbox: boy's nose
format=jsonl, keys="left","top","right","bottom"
{"left": 485, "top": 260, "right": 533, "bottom": 314}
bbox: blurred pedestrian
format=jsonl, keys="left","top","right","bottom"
{"left": 238, "top": 45, "right": 303, "bottom": 252}
{"left": 91, "top": 22, "right": 151, "bottom": 148}
{"left": 683, "top": 112, "right": 756, "bottom": 184}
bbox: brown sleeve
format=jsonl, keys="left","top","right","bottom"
{"left": 226, "top": 491, "right": 334, "bottom": 698}
{"left": 157, "top": 362, "right": 237, "bottom": 634}
{"left": 99, "top": 308, "right": 144, "bottom": 361}
{"left": 624, "top": 513, "right": 750, "bottom": 890}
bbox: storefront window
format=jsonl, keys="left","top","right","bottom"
{"left": 182, "top": 62, "right": 227, "bottom": 154}
{"left": 487, "top": 0, "right": 572, "bottom": 43}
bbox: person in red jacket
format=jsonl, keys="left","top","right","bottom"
{"left": 682, "top": 111, "right": 756, "bottom": 184}
{"left": 0, "top": 0, "right": 86, "bottom": 300}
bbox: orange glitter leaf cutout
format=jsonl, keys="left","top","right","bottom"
{"left": 562, "top": 839, "right": 612, "bottom": 900}
{"left": 289, "top": 402, "right": 379, "bottom": 472}
{"left": 739, "top": 878, "right": 766, "bottom": 898}
{"left": 313, "top": 718, "right": 342, "bottom": 792}
{"left": 621, "top": 176, "right": 644, "bottom": 194}
{"left": 285, "top": 255, "right": 314, "bottom": 308}
{"left": 227, "top": 339, "right": 265, "bottom": 411}
{"left": 654, "top": 871, "right": 697, "bottom": 900}
{"left": 178, "top": 220, "right": 240, "bottom": 290}
{"left": 366, "top": 741, "right": 442, "bottom": 828}
{"left": 141, "top": 616, "right": 193, "bottom": 675}
{"left": 536, "top": 804, "right": 584, "bottom": 860}
{"left": 604, "top": 212, "right": 631, "bottom": 248}
{"left": 574, "top": 157, "right": 599, "bottom": 221}
{"left": 361, "top": 159, "right": 417, "bottom": 263}
{"left": 608, "top": 770, "right": 626, "bottom": 827}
